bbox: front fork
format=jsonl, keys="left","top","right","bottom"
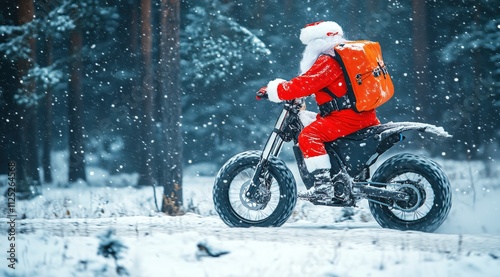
{"left": 245, "top": 108, "right": 289, "bottom": 199}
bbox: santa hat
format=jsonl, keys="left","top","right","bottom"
{"left": 299, "top": 21, "right": 344, "bottom": 45}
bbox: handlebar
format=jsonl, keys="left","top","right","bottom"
{"left": 255, "top": 87, "right": 305, "bottom": 112}
{"left": 256, "top": 87, "right": 268, "bottom": 100}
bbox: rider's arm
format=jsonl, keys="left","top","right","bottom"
{"left": 266, "top": 55, "right": 342, "bottom": 103}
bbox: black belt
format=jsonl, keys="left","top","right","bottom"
{"left": 318, "top": 94, "right": 352, "bottom": 117}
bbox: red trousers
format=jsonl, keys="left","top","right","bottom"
{"left": 298, "top": 109, "right": 380, "bottom": 159}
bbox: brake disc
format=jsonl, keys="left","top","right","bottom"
{"left": 239, "top": 180, "right": 271, "bottom": 211}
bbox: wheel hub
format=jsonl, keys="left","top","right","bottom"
{"left": 393, "top": 183, "right": 425, "bottom": 212}
{"left": 239, "top": 180, "right": 271, "bottom": 211}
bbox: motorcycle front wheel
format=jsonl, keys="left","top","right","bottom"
{"left": 368, "top": 153, "right": 452, "bottom": 232}
{"left": 213, "top": 150, "right": 297, "bottom": 227}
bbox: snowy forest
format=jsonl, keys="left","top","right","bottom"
{"left": 1, "top": 0, "right": 499, "bottom": 203}
{"left": 1, "top": 0, "right": 499, "bottom": 198}
{"left": 0, "top": 0, "right": 499, "bottom": 276}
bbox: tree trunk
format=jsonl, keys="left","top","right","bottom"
{"left": 16, "top": 0, "right": 41, "bottom": 198}
{"left": 412, "top": 0, "right": 432, "bottom": 121}
{"left": 41, "top": 35, "right": 53, "bottom": 183}
{"left": 123, "top": 0, "right": 143, "bottom": 174}
{"left": 159, "top": 0, "right": 183, "bottom": 215}
{"left": 138, "top": 0, "right": 156, "bottom": 186}
{"left": 68, "top": 14, "right": 86, "bottom": 183}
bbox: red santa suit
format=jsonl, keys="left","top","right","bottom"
{"left": 266, "top": 21, "right": 380, "bottom": 173}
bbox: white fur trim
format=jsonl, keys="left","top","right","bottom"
{"left": 298, "top": 110, "right": 317, "bottom": 127}
{"left": 266, "top": 78, "right": 286, "bottom": 103}
{"left": 304, "top": 154, "right": 331, "bottom": 173}
{"left": 300, "top": 21, "right": 344, "bottom": 45}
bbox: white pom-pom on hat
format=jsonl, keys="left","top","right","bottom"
{"left": 299, "top": 21, "right": 344, "bottom": 45}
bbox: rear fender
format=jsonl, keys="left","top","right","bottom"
{"left": 373, "top": 122, "right": 452, "bottom": 140}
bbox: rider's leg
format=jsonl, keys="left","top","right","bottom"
{"left": 297, "top": 110, "right": 380, "bottom": 200}
{"left": 297, "top": 115, "right": 376, "bottom": 200}
{"left": 296, "top": 119, "right": 345, "bottom": 200}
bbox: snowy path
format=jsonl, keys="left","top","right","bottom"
{"left": 9, "top": 214, "right": 500, "bottom": 256}
{"left": 3, "top": 214, "right": 500, "bottom": 276}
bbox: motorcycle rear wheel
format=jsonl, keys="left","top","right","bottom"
{"left": 368, "top": 153, "right": 452, "bottom": 232}
{"left": 213, "top": 150, "right": 297, "bottom": 227}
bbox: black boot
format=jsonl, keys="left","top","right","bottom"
{"left": 297, "top": 169, "right": 335, "bottom": 200}
{"left": 297, "top": 169, "right": 352, "bottom": 202}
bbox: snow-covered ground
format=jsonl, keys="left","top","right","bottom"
{"left": 0, "top": 154, "right": 499, "bottom": 276}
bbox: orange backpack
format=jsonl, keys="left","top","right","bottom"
{"left": 333, "top": 40, "right": 394, "bottom": 112}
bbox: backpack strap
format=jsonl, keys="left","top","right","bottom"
{"left": 321, "top": 87, "right": 337, "bottom": 98}
{"left": 318, "top": 87, "right": 352, "bottom": 117}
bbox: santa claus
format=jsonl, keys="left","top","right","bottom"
{"left": 259, "top": 21, "right": 380, "bottom": 200}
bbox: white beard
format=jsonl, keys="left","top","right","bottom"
{"left": 299, "top": 36, "right": 347, "bottom": 74}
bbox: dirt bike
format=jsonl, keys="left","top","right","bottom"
{"left": 212, "top": 98, "right": 452, "bottom": 232}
